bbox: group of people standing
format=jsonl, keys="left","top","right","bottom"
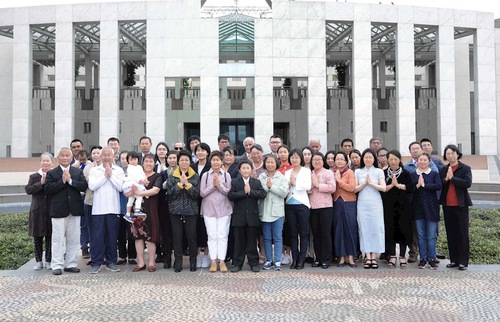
{"left": 25, "top": 134, "right": 473, "bottom": 275}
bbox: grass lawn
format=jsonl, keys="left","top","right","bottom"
{"left": 1, "top": 208, "right": 499, "bottom": 270}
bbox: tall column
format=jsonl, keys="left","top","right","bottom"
{"left": 436, "top": 25, "right": 456, "bottom": 153}
{"left": 220, "top": 78, "right": 228, "bottom": 99}
{"left": 246, "top": 77, "right": 254, "bottom": 98}
{"left": 199, "top": 18, "right": 220, "bottom": 148}
{"left": 474, "top": 26, "right": 497, "bottom": 155}
{"left": 11, "top": 24, "right": 32, "bottom": 157}
{"left": 379, "top": 55, "right": 386, "bottom": 99}
{"left": 147, "top": 3, "right": 166, "bottom": 145}
{"left": 352, "top": 19, "right": 372, "bottom": 149}
{"left": 395, "top": 23, "right": 415, "bottom": 155}
{"left": 99, "top": 18, "right": 120, "bottom": 146}
{"left": 254, "top": 18, "right": 273, "bottom": 148}
{"left": 85, "top": 56, "right": 92, "bottom": 99}
{"left": 93, "top": 64, "right": 99, "bottom": 88}
{"left": 54, "top": 22, "right": 75, "bottom": 152}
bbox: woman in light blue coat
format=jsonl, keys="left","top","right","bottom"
{"left": 258, "top": 155, "right": 289, "bottom": 271}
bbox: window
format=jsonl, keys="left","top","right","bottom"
{"left": 84, "top": 122, "right": 91, "bottom": 134}
{"left": 350, "top": 121, "right": 353, "bottom": 133}
{"left": 143, "top": 122, "right": 147, "bottom": 134}
{"left": 380, "top": 121, "right": 388, "bottom": 133}
{"left": 119, "top": 122, "right": 122, "bottom": 134}
{"left": 415, "top": 75, "right": 422, "bottom": 81}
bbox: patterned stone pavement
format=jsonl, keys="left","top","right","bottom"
{"left": 1, "top": 261, "right": 499, "bottom": 322}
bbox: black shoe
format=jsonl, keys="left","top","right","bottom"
{"left": 128, "top": 259, "right": 137, "bottom": 265}
{"left": 190, "top": 259, "right": 197, "bottom": 272}
{"left": 163, "top": 259, "right": 172, "bottom": 269}
{"left": 230, "top": 266, "right": 241, "bottom": 273}
{"left": 52, "top": 269, "right": 62, "bottom": 275}
{"left": 63, "top": 267, "right": 80, "bottom": 273}
{"left": 379, "top": 253, "right": 386, "bottom": 261}
{"left": 86, "top": 260, "right": 91, "bottom": 265}
{"left": 305, "top": 256, "right": 314, "bottom": 264}
{"left": 251, "top": 266, "right": 260, "bottom": 273}
{"left": 173, "top": 259, "right": 182, "bottom": 273}
{"left": 436, "top": 253, "right": 446, "bottom": 259}
{"left": 312, "top": 261, "right": 321, "bottom": 267}
{"left": 81, "top": 248, "right": 90, "bottom": 259}
{"left": 446, "top": 263, "right": 459, "bottom": 268}
{"left": 322, "top": 263, "right": 329, "bottom": 269}
{"left": 290, "top": 261, "right": 297, "bottom": 269}
{"left": 296, "top": 260, "right": 304, "bottom": 270}
{"left": 115, "top": 259, "right": 127, "bottom": 265}
{"left": 458, "top": 264, "right": 467, "bottom": 271}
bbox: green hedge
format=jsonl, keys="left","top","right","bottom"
{"left": 1, "top": 208, "right": 499, "bottom": 270}
{"left": 0, "top": 213, "right": 34, "bottom": 270}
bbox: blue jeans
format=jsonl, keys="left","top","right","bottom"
{"left": 285, "top": 204, "right": 310, "bottom": 261}
{"left": 261, "top": 216, "right": 285, "bottom": 264}
{"left": 415, "top": 219, "right": 438, "bottom": 261}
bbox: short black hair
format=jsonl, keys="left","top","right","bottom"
{"left": 70, "top": 139, "right": 83, "bottom": 146}
{"left": 288, "top": 148, "right": 305, "bottom": 166}
{"left": 443, "top": 144, "right": 463, "bottom": 161}
{"left": 238, "top": 160, "right": 253, "bottom": 170}
{"left": 420, "top": 138, "right": 432, "bottom": 145}
{"left": 217, "top": 134, "right": 230, "bottom": 143}
{"left": 263, "top": 154, "right": 280, "bottom": 171}
{"left": 77, "top": 150, "right": 88, "bottom": 157}
{"left": 195, "top": 142, "right": 211, "bottom": 155}
{"left": 139, "top": 136, "right": 152, "bottom": 144}
{"left": 386, "top": 149, "right": 403, "bottom": 168}
{"left": 250, "top": 144, "right": 264, "bottom": 153}
{"left": 341, "top": 138, "right": 353, "bottom": 146}
{"left": 408, "top": 141, "right": 421, "bottom": 151}
{"left": 209, "top": 151, "right": 223, "bottom": 162}
{"left": 177, "top": 149, "right": 192, "bottom": 163}
{"left": 90, "top": 145, "right": 102, "bottom": 153}
{"left": 127, "top": 151, "right": 140, "bottom": 163}
{"left": 107, "top": 137, "right": 120, "bottom": 144}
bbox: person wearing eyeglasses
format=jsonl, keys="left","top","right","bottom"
{"left": 266, "top": 135, "right": 282, "bottom": 157}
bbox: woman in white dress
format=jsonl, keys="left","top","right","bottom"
{"left": 355, "top": 149, "right": 386, "bottom": 269}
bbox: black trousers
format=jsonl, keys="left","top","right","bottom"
{"left": 171, "top": 215, "right": 198, "bottom": 261}
{"left": 310, "top": 207, "right": 334, "bottom": 264}
{"left": 443, "top": 206, "right": 470, "bottom": 267}
{"left": 34, "top": 236, "right": 51, "bottom": 262}
{"left": 285, "top": 204, "right": 310, "bottom": 261}
{"left": 117, "top": 214, "right": 137, "bottom": 259}
{"left": 232, "top": 226, "right": 260, "bottom": 268}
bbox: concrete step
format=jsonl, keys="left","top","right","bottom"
{"left": 0, "top": 193, "right": 31, "bottom": 203}
{"left": 469, "top": 191, "right": 500, "bottom": 202}
{"left": 0, "top": 185, "right": 26, "bottom": 194}
{"left": 471, "top": 182, "right": 500, "bottom": 192}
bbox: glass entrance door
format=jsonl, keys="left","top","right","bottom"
{"left": 220, "top": 120, "right": 254, "bottom": 156}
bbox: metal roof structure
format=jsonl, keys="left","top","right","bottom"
{"left": 326, "top": 21, "right": 475, "bottom": 67}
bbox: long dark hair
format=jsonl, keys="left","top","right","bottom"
{"left": 359, "top": 149, "right": 378, "bottom": 168}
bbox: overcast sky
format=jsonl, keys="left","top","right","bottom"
{"left": 0, "top": 0, "right": 498, "bottom": 18}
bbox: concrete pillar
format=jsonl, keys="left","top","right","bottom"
{"left": 220, "top": 77, "right": 228, "bottom": 99}
{"left": 379, "top": 55, "right": 386, "bottom": 99}
{"left": 93, "top": 64, "right": 99, "bottom": 88}
{"left": 174, "top": 78, "right": 181, "bottom": 100}
{"left": 395, "top": 22, "right": 415, "bottom": 155}
{"left": 99, "top": 18, "right": 120, "bottom": 146}
{"left": 352, "top": 19, "right": 372, "bottom": 149}
{"left": 436, "top": 25, "right": 457, "bottom": 153}
{"left": 84, "top": 56, "right": 92, "bottom": 99}
{"left": 12, "top": 23, "right": 32, "bottom": 157}
{"left": 246, "top": 77, "right": 254, "bottom": 98}
{"left": 254, "top": 18, "right": 274, "bottom": 148}
{"left": 146, "top": 7, "right": 166, "bottom": 145}
{"left": 474, "top": 25, "right": 497, "bottom": 155}
{"left": 54, "top": 21, "right": 75, "bottom": 152}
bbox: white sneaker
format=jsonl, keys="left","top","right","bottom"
{"left": 45, "top": 262, "right": 52, "bottom": 270}
{"left": 282, "top": 254, "right": 291, "bottom": 265}
{"left": 196, "top": 255, "right": 203, "bottom": 267}
{"left": 201, "top": 255, "right": 210, "bottom": 268}
{"left": 34, "top": 262, "right": 43, "bottom": 270}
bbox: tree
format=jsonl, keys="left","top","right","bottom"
{"left": 123, "top": 64, "right": 136, "bottom": 87}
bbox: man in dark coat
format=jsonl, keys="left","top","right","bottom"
{"left": 45, "top": 147, "right": 87, "bottom": 275}
{"left": 227, "top": 161, "right": 267, "bottom": 272}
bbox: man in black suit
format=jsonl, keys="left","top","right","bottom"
{"left": 45, "top": 147, "right": 88, "bottom": 275}
{"left": 227, "top": 161, "right": 267, "bottom": 272}
{"left": 138, "top": 136, "right": 154, "bottom": 164}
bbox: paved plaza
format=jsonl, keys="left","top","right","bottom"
{"left": 1, "top": 257, "right": 499, "bottom": 322}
